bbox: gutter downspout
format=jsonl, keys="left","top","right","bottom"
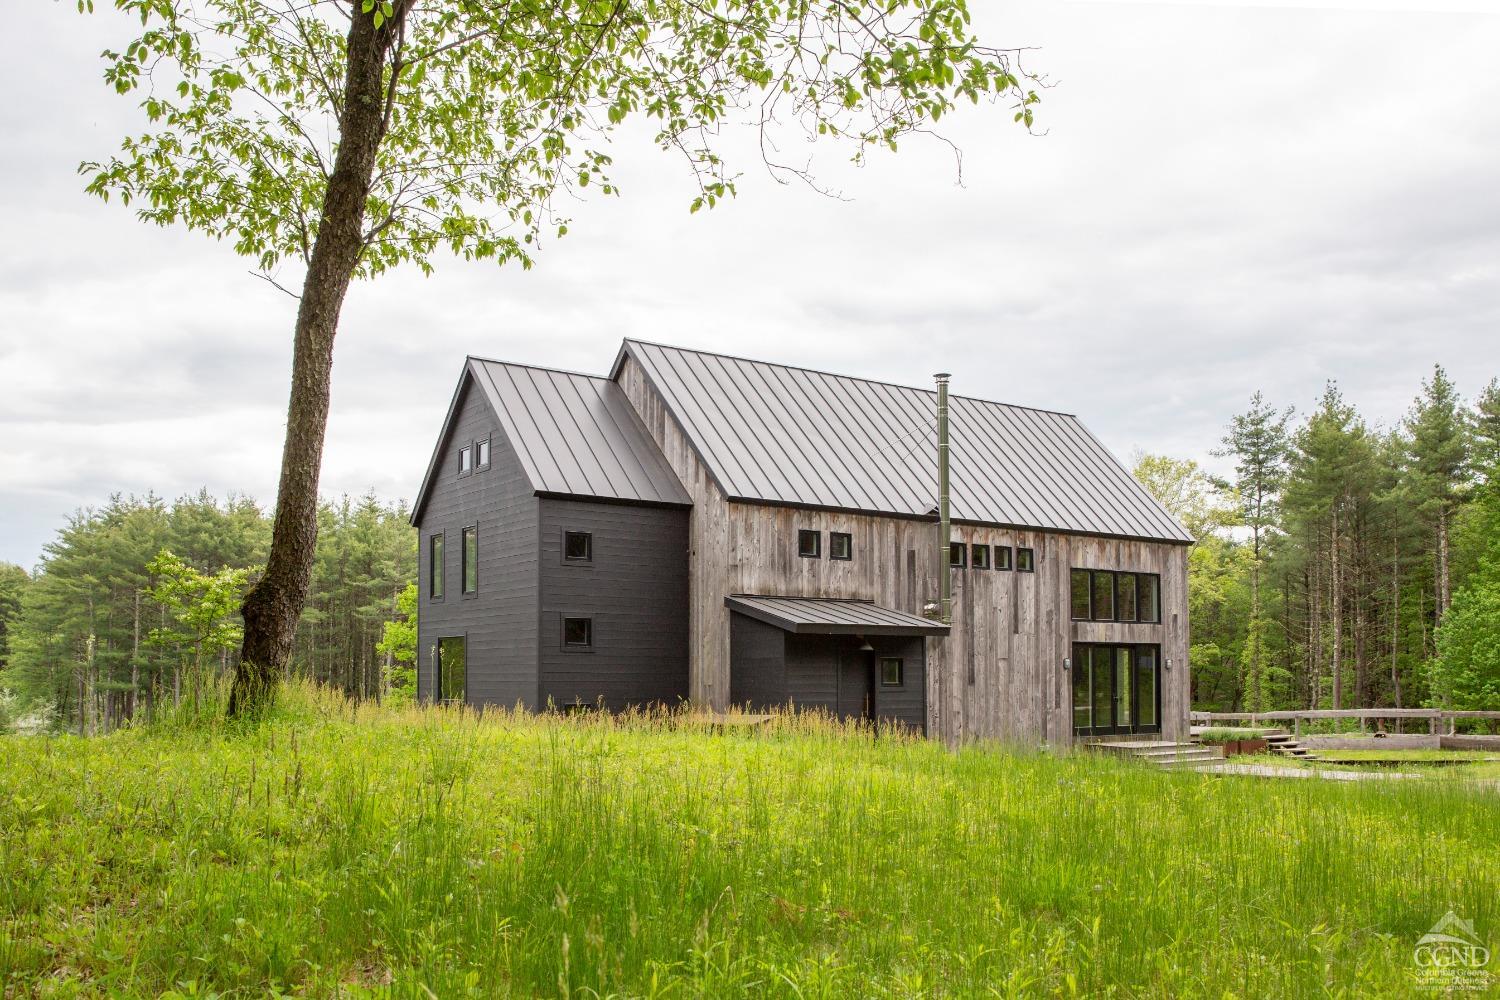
{"left": 936, "top": 373, "right": 952, "bottom": 625}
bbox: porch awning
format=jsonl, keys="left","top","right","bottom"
{"left": 725, "top": 595, "right": 950, "bottom": 636}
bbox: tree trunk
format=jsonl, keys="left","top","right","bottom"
{"left": 1331, "top": 510, "right": 1342, "bottom": 711}
{"left": 130, "top": 589, "right": 141, "bottom": 723}
{"left": 1436, "top": 504, "right": 1451, "bottom": 618}
{"left": 229, "top": 7, "right": 406, "bottom": 717}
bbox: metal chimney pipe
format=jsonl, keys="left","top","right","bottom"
{"left": 935, "top": 373, "right": 952, "bottom": 625}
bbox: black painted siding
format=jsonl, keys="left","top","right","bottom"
{"left": 415, "top": 376, "right": 540, "bottom": 709}
{"left": 729, "top": 612, "right": 786, "bottom": 709}
{"left": 537, "top": 498, "right": 689, "bottom": 709}
{"left": 731, "top": 618, "right": 927, "bottom": 732}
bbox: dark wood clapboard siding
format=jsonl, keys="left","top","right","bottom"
{"left": 618, "top": 353, "right": 1189, "bottom": 746}
{"left": 728, "top": 613, "right": 786, "bottom": 709}
{"left": 415, "top": 375, "right": 540, "bottom": 709}
{"left": 537, "top": 498, "right": 689, "bottom": 709}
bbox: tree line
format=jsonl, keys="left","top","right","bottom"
{"left": 0, "top": 492, "right": 413, "bottom": 734}
{"left": 1138, "top": 367, "right": 1500, "bottom": 717}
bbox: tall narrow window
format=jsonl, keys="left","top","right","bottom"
{"left": 995, "top": 546, "right": 1013, "bottom": 571}
{"left": 1117, "top": 573, "right": 1138, "bottom": 622}
{"left": 475, "top": 437, "right": 491, "bottom": 469}
{"left": 1016, "top": 547, "right": 1035, "bottom": 572}
{"left": 459, "top": 446, "right": 473, "bottom": 474}
{"left": 949, "top": 541, "right": 967, "bottom": 568}
{"left": 1137, "top": 574, "right": 1161, "bottom": 623}
{"left": 1091, "top": 570, "right": 1115, "bottom": 621}
{"left": 564, "top": 530, "right": 593, "bottom": 562}
{"left": 1070, "top": 570, "right": 1091, "bottom": 620}
{"left": 428, "top": 533, "right": 445, "bottom": 600}
{"left": 798, "top": 529, "right": 821, "bottom": 558}
{"left": 462, "top": 525, "right": 477, "bottom": 595}
{"left": 563, "top": 616, "right": 593, "bottom": 648}
{"left": 437, "top": 637, "right": 466, "bottom": 703}
{"left": 829, "top": 532, "right": 853, "bottom": 561}
{"left": 971, "top": 544, "right": 991, "bottom": 569}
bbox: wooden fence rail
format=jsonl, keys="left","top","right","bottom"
{"left": 1190, "top": 708, "right": 1500, "bottom": 737}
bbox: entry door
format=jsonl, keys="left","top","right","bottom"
{"left": 1072, "top": 644, "right": 1159, "bottom": 735}
{"left": 836, "top": 652, "right": 871, "bottom": 721}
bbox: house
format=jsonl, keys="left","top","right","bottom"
{"left": 409, "top": 340, "right": 1193, "bottom": 745}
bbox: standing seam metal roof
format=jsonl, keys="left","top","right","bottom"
{"left": 725, "top": 595, "right": 951, "bottom": 635}
{"left": 448, "top": 357, "right": 692, "bottom": 508}
{"left": 612, "top": 340, "right": 1192, "bottom": 543}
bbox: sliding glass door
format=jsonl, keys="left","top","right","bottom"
{"left": 1072, "top": 644, "right": 1160, "bottom": 736}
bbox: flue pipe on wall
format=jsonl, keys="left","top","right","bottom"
{"left": 936, "top": 373, "right": 952, "bottom": 625}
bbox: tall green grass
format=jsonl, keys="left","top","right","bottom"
{"left": 2, "top": 682, "right": 1497, "bottom": 998}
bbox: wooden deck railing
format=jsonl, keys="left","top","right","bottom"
{"left": 1190, "top": 708, "right": 1500, "bottom": 737}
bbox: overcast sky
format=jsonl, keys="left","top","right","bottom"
{"left": 2, "top": 0, "right": 1497, "bottom": 570}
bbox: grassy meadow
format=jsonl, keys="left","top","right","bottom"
{"left": 2, "top": 685, "right": 1498, "bottom": 998}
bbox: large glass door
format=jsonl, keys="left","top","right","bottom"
{"left": 1072, "top": 644, "right": 1160, "bottom": 736}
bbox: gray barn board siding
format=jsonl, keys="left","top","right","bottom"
{"left": 415, "top": 375, "right": 540, "bottom": 709}
{"left": 618, "top": 352, "right": 1190, "bottom": 746}
{"left": 537, "top": 497, "right": 690, "bottom": 709}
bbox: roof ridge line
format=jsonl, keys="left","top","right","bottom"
{"left": 468, "top": 354, "right": 608, "bottom": 382}
{"left": 620, "top": 337, "right": 1079, "bottom": 418}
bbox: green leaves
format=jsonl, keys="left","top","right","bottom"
{"left": 81, "top": 0, "right": 1042, "bottom": 280}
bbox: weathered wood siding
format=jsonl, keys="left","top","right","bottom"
{"left": 415, "top": 375, "right": 540, "bottom": 709}
{"left": 617, "top": 355, "right": 1190, "bottom": 745}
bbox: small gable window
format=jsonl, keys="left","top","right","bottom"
{"left": 949, "top": 542, "right": 966, "bottom": 568}
{"left": 475, "top": 437, "right": 491, "bottom": 469}
{"left": 994, "top": 545, "right": 1013, "bottom": 571}
{"left": 1017, "top": 547, "right": 1035, "bottom": 572}
{"left": 830, "top": 532, "right": 853, "bottom": 561}
{"left": 564, "top": 530, "right": 593, "bottom": 562}
{"left": 563, "top": 616, "right": 593, "bottom": 649}
{"left": 459, "top": 446, "right": 473, "bottom": 475}
{"left": 798, "top": 529, "right": 821, "bottom": 559}
{"left": 880, "top": 658, "right": 904, "bottom": 687}
{"left": 971, "top": 544, "right": 991, "bottom": 570}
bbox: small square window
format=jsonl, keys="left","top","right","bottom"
{"left": 459, "top": 446, "right": 473, "bottom": 474}
{"left": 949, "top": 541, "right": 966, "bottom": 568}
{"left": 994, "top": 546, "right": 1013, "bottom": 571}
{"left": 830, "top": 532, "right": 852, "bottom": 561}
{"left": 563, "top": 616, "right": 593, "bottom": 648}
{"left": 798, "top": 529, "right": 821, "bottom": 558}
{"left": 1017, "top": 547, "right": 1035, "bottom": 572}
{"left": 879, "top": 657, "right": 904, "bottom": 687}
{"left": 564, "top": 530, "right": 593, "bottom": 562}
{"left": 971, "top": 544, "right": 990, "bottom": 569}
{"left": 475, "top": 437, "right": 491, "bottom": 469}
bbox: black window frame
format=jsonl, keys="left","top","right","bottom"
{"left": 797, "top": 529, "right": 821, "bottom": 559}
{"left": 1016, "top": 547, "right": 1035, "bottom": 572}
{"left": 879, "top": 657, "right": 904, "bottom": 687}
{"left": 461, "top": 524, "right": 478, "bottom": 596}
{"left": 458, "top": 445, "right": 473, "bottom": 477}
{"left": 971, "top": 543, "right": 991, "bottom": 570}
{"left": 829, "top": 531, "right": 853, "bottom": 561}
{"left": 428, "top": 532, "right": 445, "bottom": 601}
{"left": 949, "top": 541, "right": 966, "bottom": 568}
{"left": 1069, "top": 569, "right": 1162, "bottom": 623}
{"left": 474, "top": 435, "right": 491, "bottom": 470}
{"left": 994, "top": 545, "right": 1013, "bottom": 571}
{"left": 435, "top": 635, "right": 467, "bottom": 704}
{"left": 563, "top": 530, "right": 594, "bottom": 564}
{"left": 562, "top": 615, "right": 594, "bottom": 650}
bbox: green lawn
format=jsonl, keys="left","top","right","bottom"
{"left": 3, "top": 687, "right": 1497, "bottom": 998}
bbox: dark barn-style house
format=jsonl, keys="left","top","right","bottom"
{"left": 410, "top": 340, "right": 1193, "bottom": 746}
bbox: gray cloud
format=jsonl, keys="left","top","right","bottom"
{"left": 2, "top": 0, "right": 1497, "bottom": 569}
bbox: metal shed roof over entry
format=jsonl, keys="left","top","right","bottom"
{"left": 725, "top": 595, "right": 950, "bottom": 636}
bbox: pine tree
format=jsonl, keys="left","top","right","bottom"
{"left": 1218, "top": 392, "right": 1292, "bottom": 712}
{"left": 1402, "top": 365, "right": 1471, "bottom": 623}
